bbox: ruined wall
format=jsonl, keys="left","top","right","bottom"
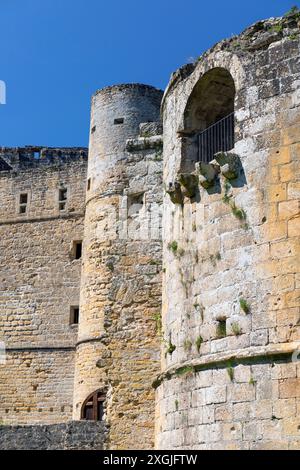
{"left": 73, "top": 84, "right": 163, "bottom": 449}
{"left": 0, "top": 421, "right": 108, "bottom": 450}
{"left": 156, "top": 13, "right": 300, "bottom": 450}
{"left": 0, "top": 147, "right": 88, "bottom": 424}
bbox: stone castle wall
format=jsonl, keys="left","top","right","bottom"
{"left": 73, "top": 85, "right": 164, "bottom": 449}
{"left": 156, "top": 13, "right": 300, "bottom": 450}
{"left": 0, "top": 421, "right": 108, "bottom": 450}
{"left": 0, "top": 147, "right": 88, "bottom": 424}
{"left": 0, "top": 11, "right": 299, "bottom": 451}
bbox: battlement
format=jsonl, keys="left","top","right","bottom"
{"left": 0, "top": 146, "right": 88, "bottom": 172}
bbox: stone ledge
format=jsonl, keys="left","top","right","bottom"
{"left": 126, "top": 135, "right": 163, "bottom": 152}
{"left": 153, "top": 342, "right": 299, "bottom": 389}
{"left": 0, "top": 212, "right": 85, "bottom": 226}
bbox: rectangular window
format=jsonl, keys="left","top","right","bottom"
{"left": 19, "top": 193, "right": 28, "bottom": 214}
{"left": 114, "top": 118, "right": 124, "bottom": 125}
{"left": 59, "top": 188, "right": 67, "bottom": 211}
{"left": 70, "top": 306, "right": 80, "bottom": 325}
{"left": 75, "top": 241, "right": 82, "bottom": 260}
{"left": 20, "top": 193, "right": 28, "bottom": 204}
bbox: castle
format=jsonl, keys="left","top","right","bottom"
{"left": 0, "top": 11, "right": 300, "bottom": 450}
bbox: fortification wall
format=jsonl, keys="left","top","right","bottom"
{"left": 0, "top": 421, "right": 108, "bottom": 450}
{"left": 0, "top": 148, "right": 88, "bottom": 424}
{"left": 73, "top": 85, "right": 164, "bottom": 449}
{"left": 156, "top": 13, "right": 300, "bottom": 450}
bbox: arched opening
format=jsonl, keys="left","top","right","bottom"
{"left": 81, "top": 389, "right": 106, "bottom": 421}
{"left": 180, "top": 68, "right": 235, "bottom": 172}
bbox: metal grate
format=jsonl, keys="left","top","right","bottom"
{"left": 198, "top": 112, "right": 234, "bottom": 163}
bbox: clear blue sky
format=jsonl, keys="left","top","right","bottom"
{"left": 0, "top": 0, "right": 297, "bottom": 148}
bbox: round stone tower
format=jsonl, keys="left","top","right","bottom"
{"left": 156, "top": 12, "right": 300, "bottom": 450}
{"left": 73, "top": 84, "right": 164, "bottom": 449}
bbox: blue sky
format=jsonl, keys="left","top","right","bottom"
{"left": 0, "top": 0, "right": 297, "bottom": 148}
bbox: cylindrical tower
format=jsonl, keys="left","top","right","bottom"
{"left": 73, "top": 84, "right": 164, "bottom": 449}
{"left": 156, "top": 13, "right": 300, "bottom": 450}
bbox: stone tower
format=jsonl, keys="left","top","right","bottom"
{"left": 73, "top": 84, "right": 164, "bottom": 449}
{"left": 155, "top": 12, "right": 300, "bottom": 450}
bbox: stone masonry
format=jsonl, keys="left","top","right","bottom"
{"left": 0, "top": 10, "right": 300, "bottom": 451}
{"left": 0, "top": 147, "right": 88, "bottom": 424}
{"left": 155, "top": 11, "right": 300, "bottom": 450}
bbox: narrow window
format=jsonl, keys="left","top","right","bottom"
{"left": 20, "top": 194, "right": 28, "bottom": 204}
{"left": 19, "top": 193, "right": 28, "bottom": 214}
{"left": 70, "top": 306, "right": 80, "bottom": 325}
{"left": 87, "top": 178, "right": 91, "bottom": 191}
{"left": 91, "top": 126, "right": 96, "bottom": 134}
{"left": 59, "top": 188, "right": 67, "bottom": 211}
{"left": 81, "top": 390, "right": 106, "bottom": 421}
{"left": 33, "top": 151, "right": 40, "bottom": 159}
{"left": 114, "top": 118, "right": 124, "bottom": 125}
{"left": 75, "top": 241, "right": 82, "bottom": 260}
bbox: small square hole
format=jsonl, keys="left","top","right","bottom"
{"left": 59, "top": 202, "right": 66, "bottom": 211}
{"left": 70, "top": 306, "right": 79, "bottom": 325}
{"left": 20, "top": 193, "right": 28, "bottom": 204}
{"left": 114, "top": 118, "right": 124, "bottom": 125}
{"left": 19, "top": 205, "right": 27, "bottom": 214}
{"left": 33, "top": 151, "right": 40, "bottom": 159}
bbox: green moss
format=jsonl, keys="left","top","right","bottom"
{"left": 284, "top": 5, "right": 300, "bottom": 17}
{"left": 106, "top": 261, "right": 114, "bottom": 272}
{"left": 239, "top": 298, "right": 250, "bottom": 314}
{"left": 216, "top": 320, "right": 227, "bottom": 338}
{"left": 195, "top": 336, "right": 203, "bottom": 353}
{"left": 152, "top": 312, "right": 162, "bottom": 336}
{"left": 249, "top": 377, "right": 257, "bottom": 386}
{"left": 227, "top": 366, "right": 235, "bottom": 382}
{"left": 165, "top": 340, "right": 176, "bottom": 356}
{"left": 183, "top": 339, "right": 193, "bottom": 352}
{"left": 175, "top": 399, "right": 179, "bottom": 411}
{"left": 149, "top": 259, "right": 160, "bottom": 266}
{"left": 231, "top": 322, "right": 242, "bottom": 336}
{"left": 175, "top": 365, "right": 195, "bottom": 377}
{"left": 231, "top": 203, "right": 247, "bottom": 221}
{"left": 168, "top": 241, "right": 178, "bottom": 253}
{"left": 192, "top": 222, "right": 197, "bottom": 232}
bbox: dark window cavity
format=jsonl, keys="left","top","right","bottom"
{"left": 75, "top": 241, "right": 82, "bottom": 260}
{"left": 114, "top": 118, "right": 124, "bottom": 125}
{"left": 70, "top": 306, "right": 80, "bottom": 325}
{"left": 19, "top": 193, "right": 28, "bottom": 214}
{"left": 59, "top": 188, "right": 67, "bottom": 211}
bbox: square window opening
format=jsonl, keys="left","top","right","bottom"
{"left": 19, "top": 205, "right": 27, "bottom": 214}
{"left": 114, "top": 118, "right": 124, "bottom": 125}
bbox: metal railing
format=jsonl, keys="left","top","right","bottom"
{"left": 198, "top": 112, "right": 234, "bottom": 163}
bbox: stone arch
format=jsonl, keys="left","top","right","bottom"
{"left": 180, "top": 67, "right": 236, "bottom": 172}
